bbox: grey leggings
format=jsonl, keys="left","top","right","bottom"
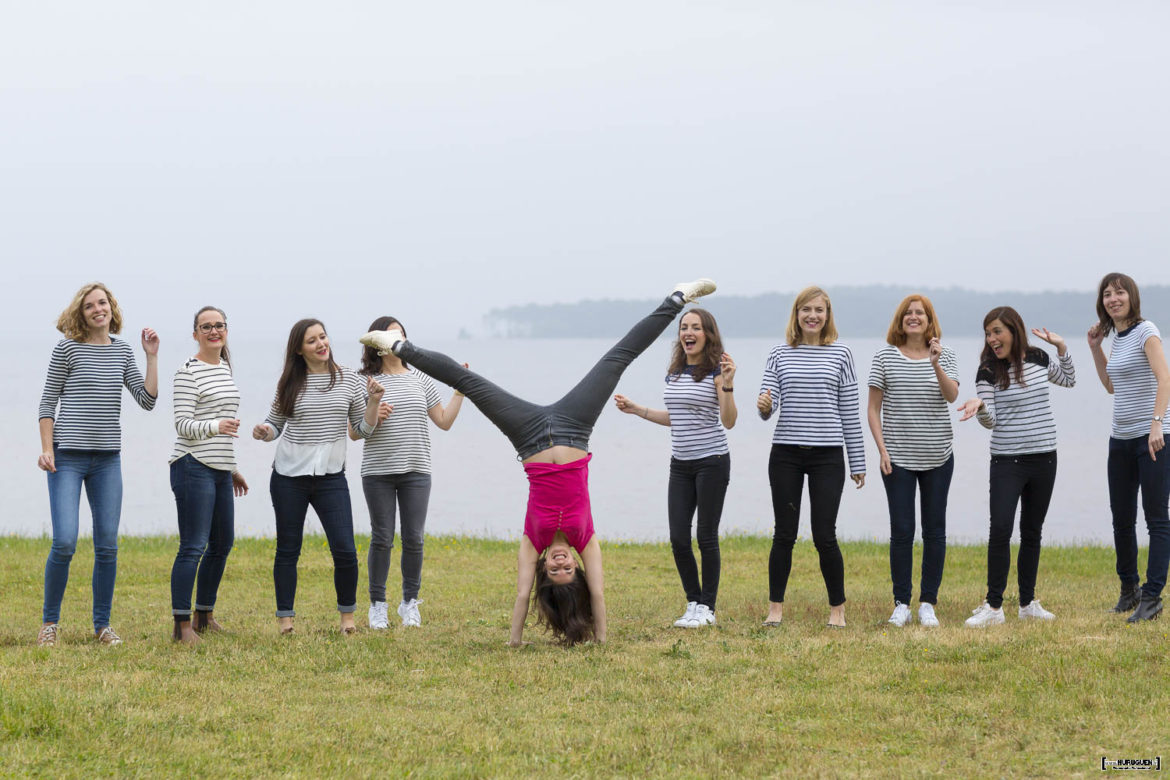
{"left": 363, "top": 472, "right": 432, "bottom": 603}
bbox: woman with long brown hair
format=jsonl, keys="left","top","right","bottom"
{"left": 613, "top": 307, "right": 737, "bottom": 628}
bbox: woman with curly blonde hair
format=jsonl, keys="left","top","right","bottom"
{"left": 36, "top": 283, "right": 160, "bottom": 647}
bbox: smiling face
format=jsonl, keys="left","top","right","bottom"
{"left": 543, "top": 542, "right": 578, "bottom": 585}
{"left": 902, "top": 300, "right": 930, "bottom": 339}
{"left": 985, "top": 318, "right": 1013, "bottom": 360}
{"left": 82, "top": 288, "right": 112, "bottom": 333}
{"left": 298, "top": 324, "right": 331, "bottom": 370}
{"left": 798, "top": 296, "right": 828, "bottom": 341}
{"left": 678, "top": 312, "right": 707, "bottom": 363}
{"left": 1101, "top": 283, "right": 1132, "bottom": 325}
{"left": 194, "top": 309, "right": 228, "bottom": 354}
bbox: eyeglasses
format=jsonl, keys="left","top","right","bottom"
{"left": 198, "top": 322, "right": 228, "bottom": 333}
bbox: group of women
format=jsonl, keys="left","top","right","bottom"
{"left": 34, "top": 274, "right": 1169, "bottom": 648}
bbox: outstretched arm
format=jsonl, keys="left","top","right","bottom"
{"left": 580, "top": 537, "right": 606, "bottom": 643}
{"left": 508, "top": 536, "right": 539, "bottom": 646}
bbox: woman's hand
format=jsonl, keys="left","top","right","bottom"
{"left": 957, "top": 398, "right": 983, "bottom": 422}
{"left": 38, "top": 450, "right": 56, "bottom": 472}
{"left": 218, "top": 418, "right": 241, "bottom": 437}
{"left": 757, "top": 390, "right": 772, "bottom": 415}
{"left": 252, "top": 424, "right": 273, "bottom": 441}
{"left": 377, "top": 402, "right": 393, "bottom": 423}
{"left": 367, "top": 376, "right": 385, "bottom": 403}
{"left": 851, "top": 473, "right": 866, "bottom": 489}
{"left": 878, "top": 449, "right": 892, "bottom": 476}
{"left": 232, "top": 471, "right": 249, "bottom": 497}
{"left": 1031, "top": 327, "right": 1066, "bottom": 355}
{"left": 719, "top": 353, "right": 737, "bottom": 385}
{"left": 928, "top": 338, "right": 942, "bottom": 364}
{"left": 141, "top": 327, "right": 160, "bottom": 355}
{"left": 613, "top": 394, "right": 638, "bottom": 415}
{"left": 1150, "top": 421, "right": 1165, "bottom": 461}
{"left": 1087, "top": 323, "right": 1104, "bottom": 350}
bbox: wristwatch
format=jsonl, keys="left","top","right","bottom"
{"left": 1154, "top": 416, "right": 1163, "bottom": 423}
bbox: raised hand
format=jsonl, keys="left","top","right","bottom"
{"left": 367, "top": 376, "right": 385, "bottom": 402}
{"left": 613, "top": 394, "right": 638, "bottom": 414}
{"left": 218, "top": 418, "right": 241, "bottom": 437}
{"left": 757, "top": 389, "right": 773, "bottom": 416}
{"left": 1087, "top": 323, "right": 1104, "bottom": 350}
{"left": 928, "top": 338, "right": 942, "bottom": 363}
{"left": 141, "top": 327, "right": 160, "bottom": 355}
{"left": 377, "top": 402, "right": 393, "bottom": 422}
{"left": 719, "top": 353, "right": 737, "bottom": 385}
{"left": 1031, "top": 327, "right": 1066, "bottom": 353}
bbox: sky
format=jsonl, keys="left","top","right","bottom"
{"left": 4, "top": 2, "right": 1170, "bottom": 339}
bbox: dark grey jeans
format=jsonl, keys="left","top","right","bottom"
{"left": 363, "top": 472, "right": 432, "bottom": 603}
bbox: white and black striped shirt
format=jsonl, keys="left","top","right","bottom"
{"left": 263, "top": 369, "right": 374, "bottom": 476}
{"left": 38, "top": 337, "right": 157, "bottom": 451}
{"left": 975, "top": 348, "right": 1075, "bottom": 455}
{"left": 1106, "top": 321, "right": 1161, "bottom": 440}
{"left": 758, "top": 342, "right": 866, "bottom": 475}
{"left": 663, "top": 366, "right": 729, "bottom": 460}
{"left": 360, "top": 370, "right": 442, "bottom": 476}
{"left": 868, "top": 345, "right": 959, "bottom": 471}
{"left": 170, "top": 358, "right": 241, "bottom": 472}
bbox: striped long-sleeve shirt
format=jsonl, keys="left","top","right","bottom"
{"left": 38, "top": 337, "right": 157, "bottom": 451}
{"left": 169, "top": 358, "right": 241, "bottom": 471}
{"left": 663, "top": 366, "right": 729, "bottom": 460}
{"left": 975, "top": 347, "right": 1075, "bottom": 455}
{"left": 758, "top": 342, "right": 866, "bottom": 475}
{"left": 263, "top": 369, "right": 375, "bottom": 477}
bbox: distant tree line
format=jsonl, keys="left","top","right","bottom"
{"left": 484, "top": 285, "right": 1170, "bottom": 340}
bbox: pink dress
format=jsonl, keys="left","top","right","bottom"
{"left": 522, "top": 454, "right": 595, "bottom": 554}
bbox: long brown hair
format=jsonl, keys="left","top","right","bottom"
{"left": 533, "top": 560, "right": 594, "bottom": 646}
{"left": 359, "top": 316, "right": 408, "bottom": 375}
{"left": 1095, "top": 272, "right": 1143, "bottom": 337}
{"left": 193, "top": 306, "right": 231, "bottom": 367}
{"left": 885, "top": 294, "right": 942, "bottom": 346}
{"left": 979, "top": 306, "right": 1029, "bottom": 390}
{"left": 667, "top": 308, "right": 723, "bottom": 382}
{"left": 275, "top": 318, "right": 340, "bottom": 417}
{"left": 56, "top": 282, "right": 124, "bottom": 341}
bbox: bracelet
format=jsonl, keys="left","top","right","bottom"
{"left": 720, "top": 386, "right": 734, "bottom": 392}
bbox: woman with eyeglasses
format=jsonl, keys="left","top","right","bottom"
{"left": 168, "top": 307, "right": 249, "bottom": 644}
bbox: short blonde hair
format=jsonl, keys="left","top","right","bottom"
{"left": 786, "top": 286, "right": 838, "bottom": 346}
{"left": 56, "top": 283, "right": 123, "bottom": 341}
{"left": 886, "top": 294, "right": 941, "bottom": 346}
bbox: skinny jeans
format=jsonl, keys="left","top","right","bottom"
{"left": 396, "top": 296, "right": 685, "bottom": 457}
{"left": 881, "top": 455, "right": 953, "bottom": 605}
{"left": 768, "top": 444, "right": 846, "bottom": 606}
{"left": 363, "top": 472, "right": 432, "bottom": 603}
{"left": 1107, "top": 435, "right": 1170, "bottom": 599}
{"left": 270, "top": 470, "right": 358, "bottom": 617}
{"left": 985, "top": 451, "right": 1056, "bottom": 609}
{"left": 169, "top": 455, "right": 235, "bottom": 616}
{"left": 668, "top": 453, "right": 730, "bottom": 611}
{"left": 43, "top": 447, "right": 122, "bottom": 630}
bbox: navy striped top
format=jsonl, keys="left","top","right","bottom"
{"left": 975, "top": 348, "right": 1075, "bottom": 455}
{"left": 1106, "top": 321, "right": 1161, "bottom": 440}
{"left": 663, "top": 366, "right": 728, "bottom": 460}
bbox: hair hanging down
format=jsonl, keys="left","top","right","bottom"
{"left": 359, "top": 316, "right": 408, "bottom": 375}
{"left": 193, "top": 305, "right": 231, "bottom": 366}
{"left": 57, "top": 282, "right": 124, "bottom": 341}
{"left": 275, "top": 318, "right": 340, "bottom": 417}
{"left": 785, "top": 285, "right": 838, "bottom": 347}
{"left": 667, "top": 308, "right": 724, "bottom": 382}
{"left": 533, "top": 561, "right": 595, "bottom": 646}
{"left": 1095, "top": 272, "right": 1143, "bottom": 337}
{"left": 885, "top": 294, "right": 942, "bottom": 346}
{"left": 979, "top": 306, "right": 1030, "bottom": 391}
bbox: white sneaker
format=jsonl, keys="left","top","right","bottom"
{"left": 673, "top": 601, "right": 698, "bottom": 628}
{"left": 888, "top": 602, "right": 912, "bottom": 627}
{"left": 693, "top": 604, "right": 716, "bottom": 626}
{"left": 671, "top": 278, "right": 717, "bottom": 304}
{"left": 918, "top": 602, "right": 940, "bottom": 627}
{"left": 1018, "top": 600, "right": 1055, "bottom": 621}
{"left": 398, "top": 599, "right": 422, "bottom": 627}
{"left": 368, "top": 601, "right": 389, "bottom": 630}
{"left": 964, "top": 602, "right": 1005, "bottom": 627}
{"left": 359, "top": 328, "right": 405, "bottom": 356}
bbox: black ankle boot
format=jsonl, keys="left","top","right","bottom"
{"left": 1110, "top": 583, "right": 1142, "bottom": 613}
{"left": 1126, "top": 596, "right": 1163, "bottom": 623}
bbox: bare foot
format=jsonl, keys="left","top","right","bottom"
{"left": 764, "top": 602, "right": 784, "bottom": 625}
{"left": 828, "top": 605, "right": 846, "bottom": 628}
{"left": 278, "top": 617, "right": 295, "bottom": 635}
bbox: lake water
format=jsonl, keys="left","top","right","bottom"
{"left": 4, "top": 334, "right": 1149, "bottom": 546}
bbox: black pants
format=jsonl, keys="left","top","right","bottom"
{"left": 397, "top": 296, "right": 684, "bottom": 459}
{"left": 767, "top": 444, "right": 846, "bottom": 606}
{"left": 668, "top": 454, "right": 730, "bottom": 610}
{"left": 986, "top": 451, "right": 1056, "bottom": 609}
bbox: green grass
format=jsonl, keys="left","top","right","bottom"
{"left": 1, "top": 535, "right": 1165, "bottom": 778}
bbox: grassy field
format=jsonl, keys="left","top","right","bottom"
{"left": 0, "top": 535, "right": 1165, "bottom": 778}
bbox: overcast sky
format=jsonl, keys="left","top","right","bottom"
{"left": 5, "top": 2, "right": 1169, "bottom": 338}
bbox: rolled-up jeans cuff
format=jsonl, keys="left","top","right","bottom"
{"left": 172, "top": 609, "right": 193, "bottom": 617}
{"left": 275, "top": 609, "right": 296, "bottom": 618}
{"left": 337, "top": 603, "right": 357, "bottom": 614}
{"left": 194, "top": 603, "right": 215, "bottom": 612}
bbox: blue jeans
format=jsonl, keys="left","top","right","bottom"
{"left": 881, "top": 455, "right": 953, "bottom": 605}
{"left": 363, "top": 472, "right": 432, "bottom": 603}
{"left": 270, "top": 470, "right": 358, "bottom": 617}
{"left": 1107, "top": 435, "right": 1170, "bottom": 599}
{"left": 169, "top": 455, "right": 235, "bottom": 616}
{"left": 43, "top": 447, "right": 122, "bottom": 630}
